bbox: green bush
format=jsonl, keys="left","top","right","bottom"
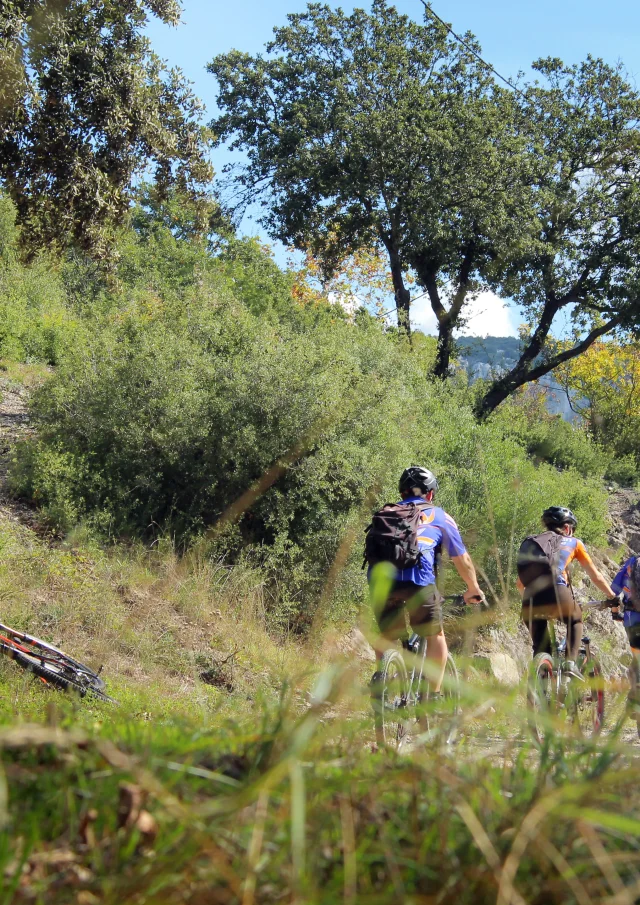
{"left": 491, "top": 391, "right": 607, "bottom": 478}
{"left": 605, "top": 453, "right": 639, "bottom": 488}
{"left": 11, "top": 268, "right": 609, "bottom": 627}
{"left": 0, "top": 194, "right": 83, "bottom": 363}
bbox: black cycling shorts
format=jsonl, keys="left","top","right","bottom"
{"left": 375, "top": 581, "right": 444, "bottom": 638}
{"left": 626, "top": 623, "right": 640, "bottom": 651}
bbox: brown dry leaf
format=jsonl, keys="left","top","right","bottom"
{"left": 117, "top": 782, "right": 145, "bottom": 830}
{"left": 79, "top": 809, "right": 98, "bottom": 848}
{"left": 117, "top": 782, "right": 158, "bottom": 847}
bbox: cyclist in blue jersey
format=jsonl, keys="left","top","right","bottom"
{"left": 610, "top": 555, "right": 640, "bottom": 713}
{"left": 373, "top": 465, "right": 484, "bottom": 695}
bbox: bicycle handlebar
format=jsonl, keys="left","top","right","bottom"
{"left": 581, "top": 597, "right": 621, "bottom": 610}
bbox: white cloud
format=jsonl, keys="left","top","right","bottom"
{"left": 411, "top": 289, "right": 519, "bottom": 338}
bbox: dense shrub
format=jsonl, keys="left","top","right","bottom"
{"left": 490, "top": 390, "right": 607, "bottom": 478}
{"left": 0, "top": 193, "right": 612, "bottom": 626}
{"left": 0, "top": 195, "right": 82, "bottom": 363}
{"left": 12, "top": 274, "right": 608, "bottom": 626}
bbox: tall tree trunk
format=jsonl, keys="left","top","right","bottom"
{"left": 433, "top": 317, "right": 454, "bottom": 379}
{"left": 415, "top": 251, "right": 474, "bottom": 380}
{"left": 389, "top": 253, "right": 411, "bottom": 341}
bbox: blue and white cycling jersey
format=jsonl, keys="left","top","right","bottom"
{"left": 611, "top": 556, "right": 640, "bottom": 628}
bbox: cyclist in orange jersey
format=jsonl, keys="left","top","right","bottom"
{"left": 517, "top": 506, "right": 619, "bottom": 679}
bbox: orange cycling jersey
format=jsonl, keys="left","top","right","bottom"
{"left": 555, "top": 536, "right": 594, "bottom": 586}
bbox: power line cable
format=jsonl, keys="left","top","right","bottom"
{"left": 418, "top": 0, "right": 526, "bottom": 99}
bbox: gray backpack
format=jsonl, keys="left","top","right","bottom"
{"left": 517, "top": 531, "right": 564, "bottom": 597}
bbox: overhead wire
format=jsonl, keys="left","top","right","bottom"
{"left": 417, "top": 0, "right": 526, "bottom": 99}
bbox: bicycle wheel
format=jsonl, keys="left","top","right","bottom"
{"left": 570, "top": 652, "right": 604, "bottom": 738}
{"left": 528, "top": 653, "right": 555, "bottom": 745}
{"left": 415, "top": 652, "right": 461, "bottom": 745}
{"left": 440, "top": 653, "right": 461, "bottom": 745}
{"left": 372, "top": 649, "right": 409, "bottom": 749}
{"left": 0, "top": 624, "right": 116, "bottom": 703}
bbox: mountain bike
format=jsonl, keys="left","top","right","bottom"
{"left": 527, "top": 600, "right": 608, "bottom": 745}
{"left": 0, "top": 621, "right": 117, "bottom": 703}
{"left": 371, "top": 595, "right": 476, "bottom": 749}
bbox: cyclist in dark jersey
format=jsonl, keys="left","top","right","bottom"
{"left": 373, "top": 465, "right": 484, "bottom": 695}
{"left": 610, "top": 555, "right": 640, "bottom": 711}
{"left": 518, "top": 506, "right": 618, "bottom": 679}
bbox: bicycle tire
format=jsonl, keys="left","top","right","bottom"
{"left": 0, "top": 622, "right": 98, "bottom": 677}
{"left": 417, "top": 652, "right": 461, "bottom": 745}
{"left": 0, "top": 628, "right": 116, "bottom": 704}
{"left": 528, "top": 653, "right": 555, "bottom": 746}
{"left": 571, "top": 651, "right": 604, "bottom": 738}
{"left": 372, "top": 649, "right": 409, "bottom": 749}
{"left": 440, "top": 653, "right": 461, "bottom": 745}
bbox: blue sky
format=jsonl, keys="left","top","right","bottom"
{"left": 146, "top": 0, "right": 640, "bottom": 335}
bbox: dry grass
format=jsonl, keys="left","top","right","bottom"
{"left": 0, "top": 515, "right": 319, "bottom": 720}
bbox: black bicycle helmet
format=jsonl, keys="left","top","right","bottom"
{"left": 398, "top": 465, "right": 439, "bottom": 496}
{"left": 542, "top": 506, "right": 577, "bottom": 530}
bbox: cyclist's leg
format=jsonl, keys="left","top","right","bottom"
{"left": 373, "top": 591, "right": 407, "bottom": 660}
{"left": 408, "top": 586, "right": 445, "bottom": 692}
{"left": 522, "top": 598, "right": 551, "bottom": 655}
{"left": 625, "top": 624, "right": 640, "bottom": 712}
{"left": 556, "top": 587, "right": 583, "bottom": 661}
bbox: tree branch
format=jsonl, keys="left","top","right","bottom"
{"left": 475, "top": 313, "right": 623, "bottom": 418}
{"left": 524, "top": 316, "right": 623, "bottom": 384}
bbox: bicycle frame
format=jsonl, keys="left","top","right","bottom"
{"left": 402, "top": 633, "right": 428, "bottom": 705}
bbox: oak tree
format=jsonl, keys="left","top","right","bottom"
{"left": 0, "top": 0, "right": 213, "bottom": 257}
{"left": 476, "top": 57, "right": 640, "bottom": 416}
{"left": 209, "top": 0, "right": 529, "bottom": 375}
{"left": 210, "top": 2, "right": 640, "bottom": 414}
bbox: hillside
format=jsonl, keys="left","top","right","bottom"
{"left": 0, "top": 1, "right": 639, "bottom": 897}
{"left": 456, "top": 336, "right": 576, "bottom": 419}
{"left": 0, "top": 360, "right": 637, "bottom": 901}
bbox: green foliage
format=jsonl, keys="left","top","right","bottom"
{"left": 606, "top": 454, "right": 639, "bottom": 488}
{"left": 0, "top": 195, "right": 83, "bottom": 363}
{"left": 0, "top": 1, "right": 214, "bottom": 258}
{"left": 211, "top": 2, "right": 640, "bottom": 408}
{"left": 10, "top": 260, "right": 609, "bottom": 625}
{"left": 493, "top": 392, "right": 607, "bottom": 478}
{"left": 209, "top": 0, "right": 527, "bottom": 362}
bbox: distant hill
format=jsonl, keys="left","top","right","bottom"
{"left": 456, "top": 335, "right": 576, "bottom": 420}
{"left": 456, "top": 336, "right": 521, "bottom": 379}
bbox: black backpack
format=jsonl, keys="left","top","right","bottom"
{"left": 363, "top": 500, "right": 432, "bottom": 570}
{"left": 517, "top": 531, "right": 565, "bottom": 597}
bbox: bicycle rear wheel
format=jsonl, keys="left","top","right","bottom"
{"left": 570, "top": 651, "right": 604, "bottom": 738}
{"left": 416, "top": 652, "right": 461, "bottom": 745}
{"left": 372, "top": 649, "right": 409, "bottom": 749}
{"left": 0, "top": 624, "right": 116, "bottom": 703}
{"left": 528, "top": 653, "right": 556, "bottom": 745}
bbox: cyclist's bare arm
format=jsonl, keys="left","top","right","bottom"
{"left": 451, "top": 552, "right": 484, "bottom": 604}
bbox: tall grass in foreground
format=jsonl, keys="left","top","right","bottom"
{"left": 0, "top": 661, "right": 639, "bottom": 905}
